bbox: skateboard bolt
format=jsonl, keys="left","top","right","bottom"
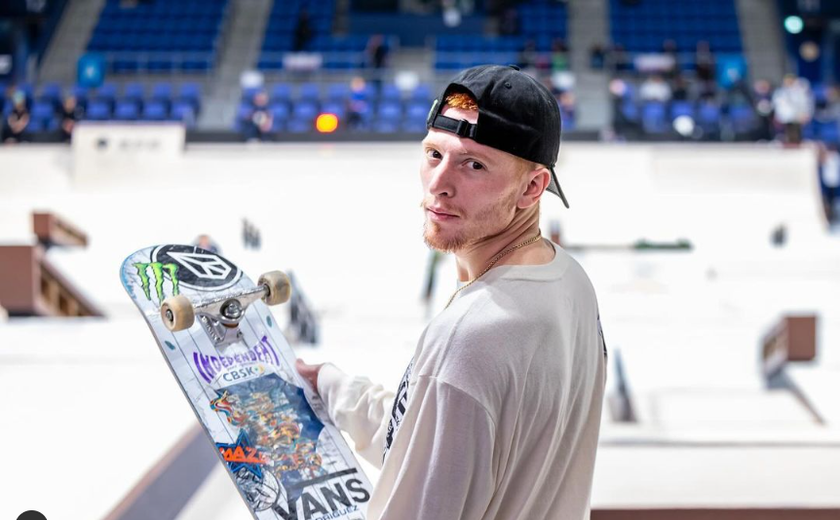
{"left": 222, "top": 299, "right": 243, "bottom": 319}
{"left": 165, "top": 309, "right": 174, "bottom": 322}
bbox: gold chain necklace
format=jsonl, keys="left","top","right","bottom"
{"left": 444, "top": 231, "right": 543, "bottom": 309}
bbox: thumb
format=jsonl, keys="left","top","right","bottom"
{"left": 295, "top": 358, "right": 324, "bottom": 394}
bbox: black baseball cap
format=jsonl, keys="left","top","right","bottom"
{"left": 426, "top": 64, "right": 569, "bottom": 208}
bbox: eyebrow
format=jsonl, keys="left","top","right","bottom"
{"left": 422, "top": 136, "right": 495, "bottom": 164}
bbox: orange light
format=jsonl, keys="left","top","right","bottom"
{"left": 316, "top": 113, "right": 339, "bottom": 133}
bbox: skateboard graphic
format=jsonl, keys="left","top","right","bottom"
{"left": 120, "top": 245, "right": 371, "bottom": 520}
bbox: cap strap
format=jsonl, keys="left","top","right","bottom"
{"left": 428, "top": 114, "right": 478, "bottom": 139}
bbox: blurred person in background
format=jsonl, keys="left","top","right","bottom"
{"left": 773, "top": 74, "right": 813, "bottom": 145}
{"left": 589, "top": 43, "right": 606, "bottom": 70}
{"left": 752, "top": 79, "right": 775, "bottom": 141}
{"left": 640, "top": 74, "right": 672, "bottom": 103}
{"left": 293, "top": 9, "right": 312, "bottom": 52}
{"left": 661, "top": 39, "right": 680, "bottom": 81}
{"left": 550, "top": 38, "right": 570, "bottom": 73}
{"left": 246, "top": 91, "right": 273, "bottom": 142}
{"left": 366, "top": 34, "right": 389, "bottom": 90}
{"left": 2, "top": 90, "right": 29, "bottom": 143}
{"left": 819, "top": 143, "right": 840, "bottom": 223}
{"left": 347, "top": 76, "right": 369, "bottom": 130}
{"left": 59, "top": 95, "right": 83, "bottom": 142}
{"left": 695, "top": 40, "right": 717, "bottom": 100}
{"left": 194, "top": 234, "right": 221, "bottom": 254}
{"left": 518, "top": 39, "right": 537, "bottom": 72}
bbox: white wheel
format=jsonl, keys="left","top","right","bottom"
{"left": 259, "top": 271, "right": 291, "bottom": 305}
{"left": 160, "top": 294, "right": 195, "bottom": 332}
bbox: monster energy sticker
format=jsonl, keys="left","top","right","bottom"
{"left": 133, "top": 261, "right": 180, "bottom": 303}
{"left": 151, "top": 244, "right": 241, "bottom": 291}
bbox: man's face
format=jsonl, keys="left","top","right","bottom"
{"left": 420, "top": 105, "right": 531, "bottom": 252}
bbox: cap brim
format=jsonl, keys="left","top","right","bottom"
{"left": 547, "top": 167, "right": 570, "bottom": 209}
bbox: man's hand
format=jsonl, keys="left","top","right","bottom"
{"left": 295, "top": 359, "right": 324, "bottom": 395}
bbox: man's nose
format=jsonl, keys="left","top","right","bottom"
{"left": 428, "top": 157, "right": 455, "bottom": 198}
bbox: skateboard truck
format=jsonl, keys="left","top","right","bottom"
{"left": 160, "top": 271, "right": 291, "bottom": 347}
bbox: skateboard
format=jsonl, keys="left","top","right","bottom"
{"left": 120, "top": 244, "right": 371, "bottom": 520}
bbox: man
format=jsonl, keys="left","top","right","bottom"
{"left": 2, "top": 90, "right": 29, "bottom": 143}
{"left": 297, "top": 64, "right": 607, "bottom": 519}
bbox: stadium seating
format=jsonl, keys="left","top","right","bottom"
{"left": 0, "top": 81, "right": 203, "bottom": 130}
{"left": 86, "top": 0, "right": 229, "bottom": 73}
{"left": 235, "top": 82, "right": 434, "bottom": 133}
{"left": 258, "top": 0, "right": 337, "bottom": 71}
{"left": 609, "top": 0, "right": 742, "bottom": 58}
{"left": 433, "top": 0, "right": 567, "bottom": 71}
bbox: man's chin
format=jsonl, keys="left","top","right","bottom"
{"left": 423, "top": 226, "right": 468, "bottom": 253}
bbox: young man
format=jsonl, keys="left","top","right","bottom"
{"left": 297, "top": 64, "right": 607, "bottom": 519}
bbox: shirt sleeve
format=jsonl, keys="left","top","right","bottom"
{"left": 370, "top": 376, "right": 496, "bottom": 520}
{"left": 317, "top": 363, "right": 394, "bottom": 468}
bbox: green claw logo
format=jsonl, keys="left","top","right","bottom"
{"left": 134, "top": 262, "right": 180, "bottom": 302}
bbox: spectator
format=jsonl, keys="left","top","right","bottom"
{"left": 662, "top": 39, "right": 680, "bottom": 81}
{"left": 640, "top": 75, "right": 672, "bottom": 103}
{"left": 246, "top": 91, "right": 273, "bottom": 141}
{"left": 695, "top": 41, "right": 717, "bottom": 99}
{"left": 671, "top": 75, "right": 689, "bottom": 101}
{"left": 550, "top": 38, "right": 570, "bottom": 73}
{"left": 819, "top": 143, "right": 840, "bottom": 222}
{"left": 293, "top": 10, "right": 313, "bottom": 52}
{"left": 499, "top": 8, "right": 519, "bottom": 36}
{"left": 366, "top": 35, "right": 388, "bottom": 90}
{"left": 589, "top": 43, "right": 606, "bottom": 70}
{"left": 772, "top": 74, "right": 813, "bottom": 145}
{"left": 558, "top": 91, "right": 576, "bottom": 129}
{"left": 347, "top": 76, "right": 369, "bottom": 130}
{"left": 610, "top": 43, "right": 629, "bottom": 72}
{"left": 518, "top": 40, "right": 537, "bottom": 71}
{"left": 194, "top": 234, "right": 221, "bottom": 254}
{"left": 752, "top": 79, "right": 774, "bottom": 141}
{"left": 2, "top": 91, "right": 29, "bottom": 143}
{"left": 59, "top": 95, "right": 83, "bottom": 142}
{"left": 518, "top": 40, "right": 537, "bottom": 70}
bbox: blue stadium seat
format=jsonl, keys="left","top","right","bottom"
{"left": 143, "top": 100, "right": 168, "bottom": 120}
{"left": 641, "top": 102, "right": 668, "bottom": 134}
{"left": 124, "top": 82, "right": 145, "bottom": 102}
{"left": 321, "top": 101, "right": 346, "bottom": 119}
{"left": 288, "top": 118, "right": 313, "bottom": 133}
{"left": 292, "top": 101, "right": 319, "bottom": 121}
{"left": 86, "top": 100, "right": 111, "bottom": 120}
{"left": 151, "top": 83, "right": 173, "bottom": 102}
{"left": 298, "top": 83, "right": 320, "bottom": 102}
{"left": 377, "top": 101, "right": 402, "bottom": 122}
{"left": 115, "top": 100, "right": 140, "bottom": 120}
{"left": 171, "top": 101, "right": 196, "bottom": 127}
{"left": 270, "top": 84, "right": 292, "bottom": 103}
{"left": 671, "top": 101, "right": 694, "bottom": 121}
{"left": 728, "top": 105, "right": 756, "bottom": 134}
{"left": 270, "top": 103, "right": 290, "bottom": 121}
{"left": 31, "top": 101, "right": 56, "bottom": 124}
{"left": 327, "top": 84, "right": 350, "bottom": 101}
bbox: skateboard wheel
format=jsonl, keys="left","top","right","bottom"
{"left": 259, "top": 271, "right": 291, "bottom": 305}
{"left": 160, "top": 294, "right": 195, "bottom": 332}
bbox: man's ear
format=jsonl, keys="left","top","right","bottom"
{"left": 517, "top": 166, "right": 551, "bottom": 209}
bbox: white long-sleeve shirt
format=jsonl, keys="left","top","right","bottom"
{"left": 319, "top": 242, "right": 607, "bottom": 519}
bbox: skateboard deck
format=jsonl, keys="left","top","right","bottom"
{"left": 120, "top": 244, "right": 371, "bottom": 520}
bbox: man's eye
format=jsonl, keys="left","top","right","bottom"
{"left": 427, "top": 149, "right": 442, "bottom": 159}
{"left": 468, "top": 161, "right": 484, "bottom": 170}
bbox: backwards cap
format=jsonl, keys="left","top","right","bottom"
{"left": 426, "top": 64, "right": 569, "bottom": 208}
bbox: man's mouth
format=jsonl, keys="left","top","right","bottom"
{"left": 426, "top": 206, "right": 460, "bottom": 222}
